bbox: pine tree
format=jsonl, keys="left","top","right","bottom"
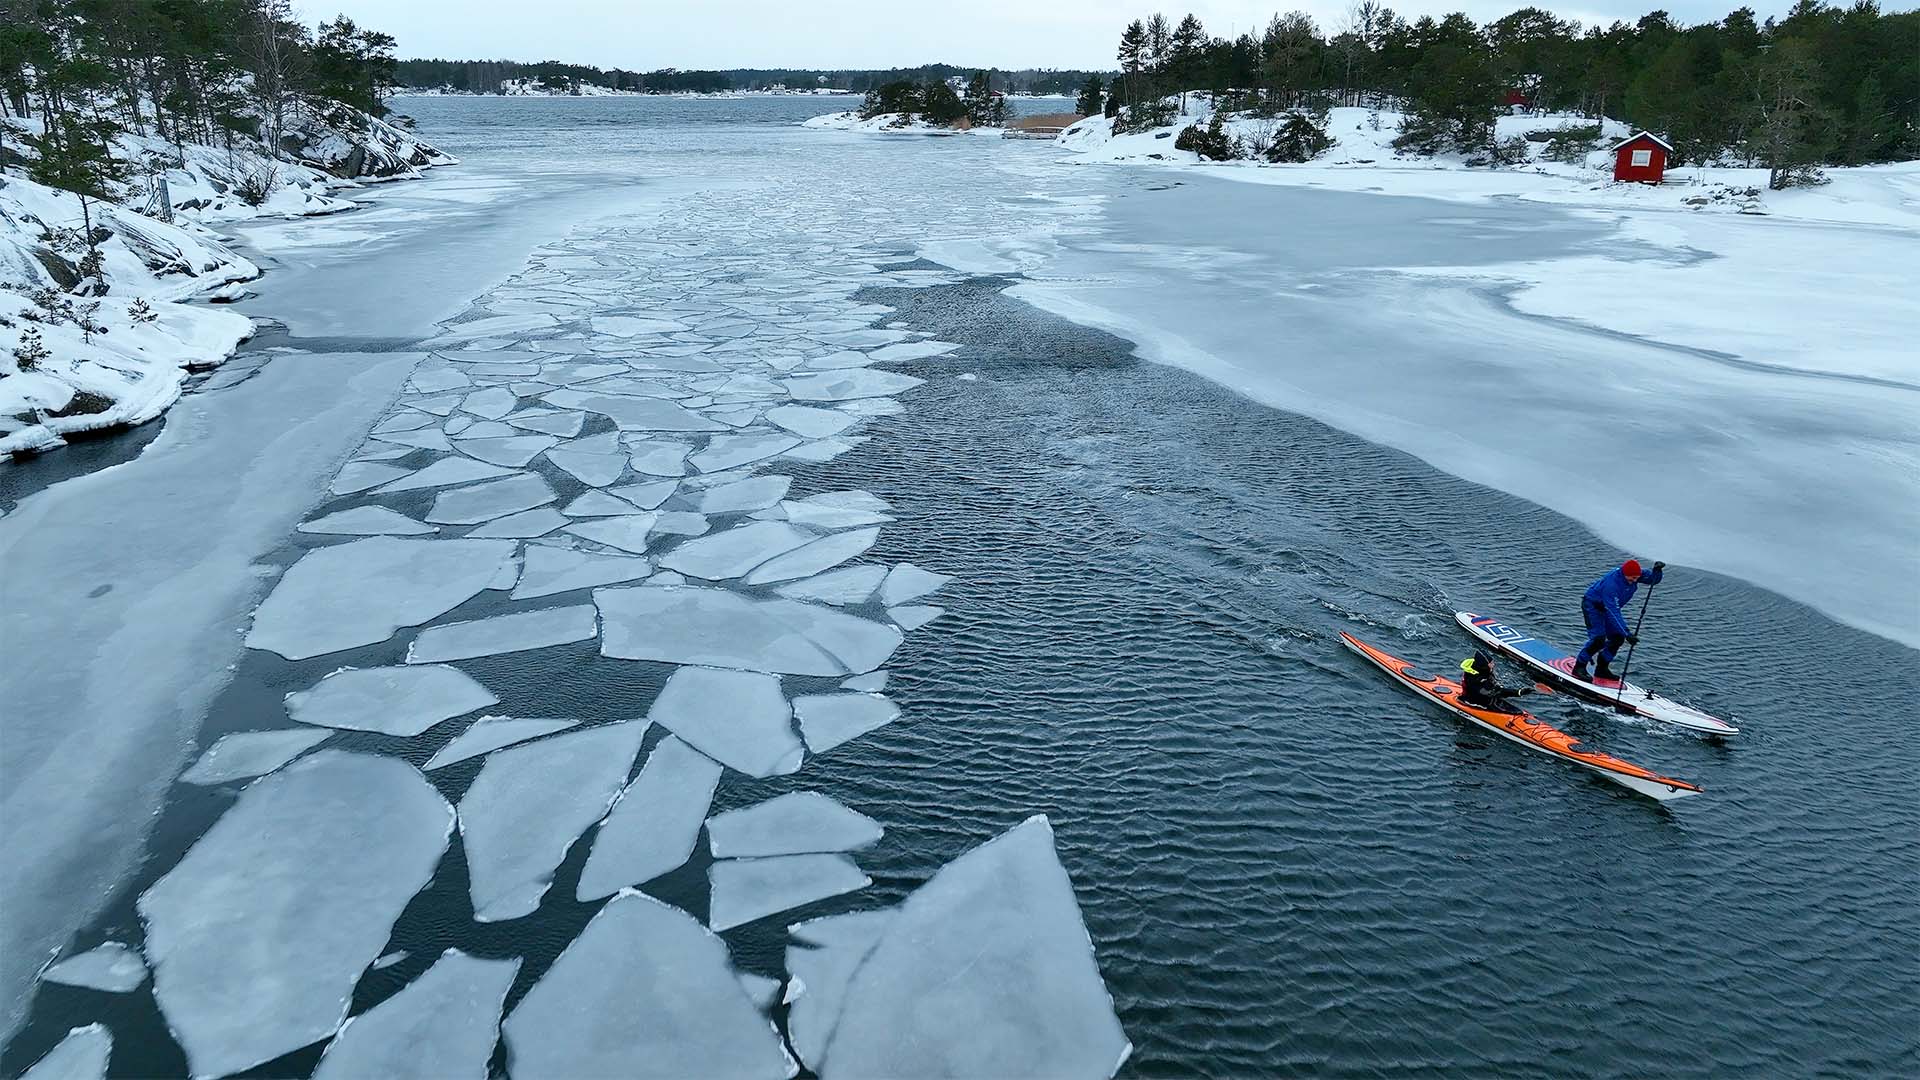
{"left": 1075, "top": 75, "right": 1104, "bottom": 117}
{"left": 1117, "top": 19, "right": 1148, "bottom": 121}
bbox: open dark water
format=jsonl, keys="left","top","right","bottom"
{"left": 7, "top": 269, "right": 1914, "bottom": 1078}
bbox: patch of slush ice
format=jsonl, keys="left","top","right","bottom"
{"left": 880, "top": 562, "right": 952, "bottom": 606}
{"left": 658, "top": 521, "right": 812, "bottom": 581}
{"left": 868, "top": 340, "right": 961, "bottom": 362}
{"left": 312, "top": 950, "right": 518, "bottom": 1080}
{"left": 455, "top": 435, "right": 555, "bottom": 468}
{"left": 819, "top": 816, "right": 1132, "bottom": 1080}
{"left": 597, "top": 585, "right": 840, "bottom": 675}
{"left": 626, "top": 438, "right": 690, "bottom": 476}
{"left": 139, "top": 752, "right": 453, "bottom": 1078}
{"left": 707, "top": 793, "right": 883, "bottom": 858}
{"left": 331, "top": 461, "right": 411, "bottom": 496}
{"left": 39, "top": 943, "right": 148, "bottom": 993}
{"left": 546, "top": 449, "right": 627, "bottom": 487}
{"left": 649, "top": 666, "right": 802, "bottom": 778}
{"left": 561, "top": 490, "right": 642, "bottom": 517}
{"left": 783, "top": 370, "right": 923, "bottom": 402}
{"left": 405, "top": 604, "right": 597, "bottom": 663}
{"left": 20, "top": 1024, "right": 110, "bottom": 1080}
{"left": 610, "top": 479, "right": 679, "bottom": 510}
{"left": 298, "top": 506, "right": 435, "bottom": 536}
{"left": 697, "top": 475, "right": 791, "bottom": 514}
{"left": 466, "top": 507, "right": 567, "bottom": 538}
{"left": 180, "top": 729, "right": 331, "bottom": 786}
{"left": 792, "top": 694, "right": 902, "bottom": 755}
{"left": 459, "top": 387, "right": 519, "bottom": 420}
{"left": 744, "top": 528, "right": 881, "bottom": 586}
{"left": 889, "top": 605, "right": 943, "bottom": 631}
{"left": 502, "top": 892, "right": 795, "bottom": 1079}
{"left": 287, "top": 665, "right": 499, "bottom": 736}
{"left": 774, "top": 564, "right": 887, "bottom": 606}
{"left": 576, "top": 735, "right": 723, "bottom": 899}
{"left": 689, "top": 432, "right": 801, "bottom": 473}
{"left": 765, "top": 404, "right": 859, "bottom": 438}
{"left": 510, "top": 545, "right": 651, "bottom": 600}
{"left": 708, "top": 854, "right": 871, "bottom": 932}
{"left": 564, "top": 513, "right": 657, "bottom": 554}
{"left": 424, "top": 717, "right": 580, "bottom": 771}
{"left": 425, "top": 474, "right": 555, "bottom": 525}
{"left": 248, "top": 538, "right": 515, "bottom": 659}
{"left": 373, "top": 457, "right": 514, "bottom": 494}
{"left": 785, "top": 910, "right": 896, "bottom": 1071}
{"left": 458, "top": 721, "right": 647, "bottom": 922}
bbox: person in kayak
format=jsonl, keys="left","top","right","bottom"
{"left": 1572, "top": 559, "right": 1665, "bottom": 683}
{"left": 1459, "top": 650, "right": 1531, "bottom": 713}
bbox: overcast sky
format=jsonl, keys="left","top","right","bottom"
{"left": 324, "top": 0, "right": 1803, "bottom": 72}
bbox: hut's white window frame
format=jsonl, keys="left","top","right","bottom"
{"left": 1631, "top": 149, "right": 1653, "bottom": 166}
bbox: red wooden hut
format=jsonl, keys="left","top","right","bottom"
{"left": 1612, "top": 131, "right": 1672, "bottom": 184}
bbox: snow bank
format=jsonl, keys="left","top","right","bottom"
{"left": 803, "top": 111, "right": 963, "bottom": 136}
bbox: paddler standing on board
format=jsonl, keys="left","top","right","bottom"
{"left": 1572, "top": 559, "right": 1665, "bottom": 683}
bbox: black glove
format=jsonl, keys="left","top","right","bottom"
{"left": 1516, "top": 687, "right": 1535, "bottom": 696}
{"left": 1625, "top": 634, "right": 1640, "bottom": 645}
{"left": 1653, "top": 561, "right": 1666, "bottom": 572}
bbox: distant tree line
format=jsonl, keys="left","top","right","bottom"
{"left": 391, "top": 59, "right": 1116, "bottom": 96}
{"left": 859, "top": 71, "right": 1009, "bottom": 126}
{"left": 1106, "top": 3, "right": 1917, "bottom": 184}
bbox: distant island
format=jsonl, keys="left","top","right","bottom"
{"left": 390, "top": 60, "right": 1113, "bottom": 98}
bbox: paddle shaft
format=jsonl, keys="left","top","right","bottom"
{"left": 1614, "top": 583, "right": 1656, "bottom": 708}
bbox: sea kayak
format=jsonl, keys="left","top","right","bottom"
{"left": 1455, "top": 611, "right": 1739, "bottom": 738}
{"left": 1340, "top": 631, "right": 1702, "bottom": 802}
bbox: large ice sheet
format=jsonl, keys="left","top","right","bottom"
{"left": 649, "top": 666, "right": 802, "bottom": 778}
{"left": 138, "top": 753, "right": 454, "bottom": 1078}
{"left": 657, "top": 521, "right": 812, "bottom": 580}
{"left": 425, "top": 474, "right": 555, "bottom": 525}
{"left": 744, "top": 528, "right": 880, "bottom": 586}
{"left": 405, "top": 604, "right": 598, "bottom": 663}
{"left": 311, "top": 950, "right": 518, "bottom": 1080}
{"left": 689, "top": 432, "right": 801, "bottom": 473}
{"left": 297, "top": 506, "right": 434, "bottom": 537}
{"left": 576, "top": 735, "right": 723, "bottom": 899}
{"left": 180, "top": 729, "right": 331, "bottom": 785}
{"left": 707, "top": 793, "right": 882, "bottom": 858}
{"left": 424, "top": 716, "right": 580, "bottom": 771}
{"left": 20, "top": 1024, "right": 111, "bottom": 1080}
{"left": 39, "top": 943, "right": 148, "bottom": 993}
{"left": 879, "top": 562, "right": 952, "bottom": 606}
{"left": 458, "top": 721, "right": 647, "bottom": 921}
{"left": 783, "top": 370, "right": 923, "bottom": 402}
{"left": 287, "top": 665, "right": 498, "bottom": 736}
{"left": 708, "top": 854, "right": 871, "bottom": 932}
{"left": 785, "top": 911, "right": 896, "bottom": 1071}
{"left": 249, "top": 538, "right": 515, "bottom": 658}
{"left": 792, "top": 694, "right": 902, "bottom": 755}
{"left": 821, "top": 816, "right": 1132, "bottom": 1079}
{"left": 372, "top": 458, "right": 514, "bottom": 494}
{"left": 502, "top": 893, "right": 794, "bottom": 1079}
{"left": 510, "top": 545, "right": 651, "bottom": 600}
{"left": 597, "top": 586, "right": 897, "bottom": 675}
{"left": 697, "top": 475, "right": 791, "bottom": 514}
{"left": 775, "top": 564, "right": 887, "bottom": 606}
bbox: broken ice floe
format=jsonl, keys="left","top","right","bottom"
{"left": 466, "top": 507, "right": 567, "bottom": 538}
{"left": 425, "top": 473, "right": 555, "bottom": 525}
{"left": 625, "top": 438, "right": 690, "bottom": 476}
{"left": 597, "top": 585, "right": 900, "bottom": 676}
{"left": 889, "top": 605, "right": 943, "bottom": 631}
{"left": 561, "top": 490, "right": 642, "bottom": 517}
{"left": 330, "top": 460, "right": 410, "bottom": 496}
{"left": 139, "top": 752, "right": 453, "bottom": 1078}
{"left": 503, "top": 892, "right": 794, "bottom": 1079}
{"left": 708, "top": 854, "right": 871, "bottom": 932}
{"left": 20, "top": 1024, "right": 111, "bottom": 1080}
{"left": 298, "top": 506, "right": 435, "bottom": 536}
{"left": 739, "top": 972, "right": 783, "bottom": 1013}
{"left": 373, "top": 427, "right": 453, "bottom": 453}
{"left": 287, "top": 665, "right": 498, "bottom": 736}
{"left": 564, "top": 513, "right": 657, "bottom": 554}
{"left": 405, "top": 604, "right": 598, "bottom": 663}
{"left": 506, "top": 410, "right": 585, "bottom": 437}
{"left": 658, "top": 521, "right": 812, "bottom": 580}
{"left": 248, "top": 538, "right": 514, "bottom": 658}
{"left": 649, "top": 666, "right": 803, "bottom": 778}
{"left": 868, "top": 340, "right": 961, "bottom": 363}
{"left": 696, "top": 475, "right": 791, "bottom": 515}
{"left": 510, "top": 545, "right": 651, "bottom": 600}
{"left": 180, "top": 729, "right": 331, "bottom": 786}
{"left": 781, "top": 492, "right": 894, "bottom": 529}
{"left": 372, "top": 457, "right": 514, "bottom": 494}
{"left": 707, "top": 792, "right": 882, "bottom": 858}
{"left": 785, "top": 910, "right": 896, "bottom": 1071}
{"left": 880, "top": 562, "right": 951, "bottom": 606}
{"left": 311, "top": 950, "right": 518, "bottom": 1080}
{"left": 816, "top": 816, "right": 1131, "bottom": 1079}
{"left": 458, "top": 387, "right": 518, "bottom": 420}
{"left": 840, "top": 671, "right": 888, "bottom": 692}
{"left": 39, "top": 942, "right": 149, "bottom": 994}
{"left": 783, "top": 369, "right": 923, "bottom": 402}
{"left": 544, "top": 391, "right": 722, "bottom": 432}
{"left": 774, "top": 564, "right": 887, "bottom": 607}
{"left": 610, "top": 478, "right": 679, "bottom": 511}
{"left": 458, "top": 721, "right": 647, "bottom": 921}
{"left": 424, "top": 716, "right": 580, "bottom": 771}
{"left": 792, "top": 694, "right": 902, "bottom": 755}
{"left": 766, "top": 404, "right": 858, "bottom": 439}
{"left": 576, "top": 734, "right": 723, "bottom": 899}
{"left": 455, "top": 434, "right": 555, "bottom": 468}
{"left": 689, "top": 432, "right": 801, "bottom": 473}
{"left": 743, "top": 527, "right": 880, "bottom": 586}
{"left": 546, "top": 448, "right": 627, "bottom": 486}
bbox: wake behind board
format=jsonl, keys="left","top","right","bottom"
{"left": 1456, "top": 611, "right": 1739, "bottom": 738}
{"left": 1340, "top": 631, "right": 1701, "bottom": 802}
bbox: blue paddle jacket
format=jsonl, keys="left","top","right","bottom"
{"left": 1583, "top": 565, "right": 1663, "bottom": 637}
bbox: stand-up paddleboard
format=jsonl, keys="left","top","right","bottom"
{"left": 1340, "top": 631, "right": 1702, "bottom": 802}
{"left": 1455, "top": 611, "right": 1739, "bottom": 738}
